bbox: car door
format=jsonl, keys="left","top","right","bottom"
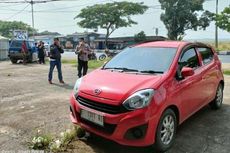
{"left": 196, "top": 47, "right": 218, "bottom": 105}
{"left": 177, "top": 47, "right": 205, "bottom": 118}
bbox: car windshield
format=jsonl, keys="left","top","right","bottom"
{"left": 103, "top": 47, "right": 177, "bottom": 74}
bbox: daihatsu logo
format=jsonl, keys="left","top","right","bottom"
{"left": 94, "top": 89, "right": 102, "bottom": 95}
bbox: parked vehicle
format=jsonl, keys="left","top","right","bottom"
{"left": 105, "top": 49, "right": 121, "bottom": 58}
{"left": 70, "top": 41, "right": 224, "bottom": 152}
{"left": 94, "top": 50, "right": 107, "bottom": 61}
{"left": 8, "top": 40, "right": 37, "bottom": 64}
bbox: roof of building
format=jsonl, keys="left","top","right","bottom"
{"left": 0, "top": 35, "right": 9, "bottom": 40}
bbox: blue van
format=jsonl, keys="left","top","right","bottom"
{"left": 8, "top": 40, "right": 38, "bottom": 64}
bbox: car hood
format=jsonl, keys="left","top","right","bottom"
{"left": 78, "top": 69, "right": 162, "bottom": 104}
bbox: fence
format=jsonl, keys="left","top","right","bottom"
{"left": 0, "top": 38, "right": 9, "bottom": 60}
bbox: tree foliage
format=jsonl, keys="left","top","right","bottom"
{"left": 36, "top": 30, "right": 61, "bottom": 36}
{"left": 0, "top": 20, "right": 36, "bottom": 38}
{"left": 75, "top": 1, "right": 148, "bottom": 47}
{"left": 134, "top": 31, "right": 147, "bottom": 42}
{"left": 215, "top": 6, "right": 230, "bottom": 32}
{"left": 159, "top": 0, "right": 213, "bottom": 40}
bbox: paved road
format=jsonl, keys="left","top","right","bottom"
{"left": 218, "top": 55, "right": 230, "bottom": 63}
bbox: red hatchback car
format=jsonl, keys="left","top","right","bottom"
{"left": 70, "top": 41, "right": 224, "bottom": 152}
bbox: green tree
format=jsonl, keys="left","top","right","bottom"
{"left": 0, "top": 20, "right": 36, "bottom": 38}
{"left": 159, "top": 0, "right": 213, "bottom": 40}
{"left": 134, "top": 31, "right": 147, "bottom": 42}
{"left": 75, "top": 1, "right": 148, "bottom": 47}
{"left": 215, "top": 6, "right": 230, "bottom": 32}
{"left": 37, "top": 30, "right": 61, "bottom": 36}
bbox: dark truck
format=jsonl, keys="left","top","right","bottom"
{"left": 8, "top": 40, "right": 38, "bottom": 64}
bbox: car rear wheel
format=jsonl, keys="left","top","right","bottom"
{"left": 10, "top": 58, "right": 17, "bottom": 64}
{"left": 209, "top": 83, "right": 223, "bottom": 110}
{"left": 155, "top": 109, "right": 177, "bottom": 152}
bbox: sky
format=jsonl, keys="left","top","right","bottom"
{"left": 0, "top": 0, "right": 229, "bottom": 40}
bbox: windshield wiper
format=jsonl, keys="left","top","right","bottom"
{"left": 139, "top": 70, "right": 164, "bottom": 74}
{"left": 103, "top": 67, "right": 139, "bottom": 72}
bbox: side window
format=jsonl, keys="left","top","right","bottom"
{"left": 197, "top": 47, "right": 214, "bottom": 65}
{"left": 179, "top": 48, "right": 200, "bottom": 69}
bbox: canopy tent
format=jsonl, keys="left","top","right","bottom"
{"left": 0, "top": 36, "right": 9, "bottom": 60}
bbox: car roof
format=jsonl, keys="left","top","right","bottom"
{"left": 135, "top": 41, "right": 190, "bottom": 48}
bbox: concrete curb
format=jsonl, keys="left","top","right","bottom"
{"left": 217, "top": 51, "right": 230, "bottom": 55}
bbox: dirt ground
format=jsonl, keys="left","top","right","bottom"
{"left": 0, "top": 61, "right": 230, "bottom": 153}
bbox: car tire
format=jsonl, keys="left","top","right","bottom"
{"left": 99, "top": 54, "right": 106, "bottom": 61}
{"left": 155, "top": 109, "right": 177, "bottom": 152}
{"left": 10, "top": 58, "right": 17, "bottom": 64}
{"left": 209, "top": 83, "right": 223, "bottom": 110}
{"left": 28, "top": 53, "right": 33, "bottom": 63}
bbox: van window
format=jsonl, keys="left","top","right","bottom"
{"left": 197, "top": 47, "right": 214, "bottom": 65}
{"left": 10, "top": 41, "right": 23, "bottom": 48}
{"left": 179, "top": 48, "right": 199, "bottom": 69}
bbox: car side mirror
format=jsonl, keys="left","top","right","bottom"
{"left": 181, "top": 67, "right": 194, "bottom": 77}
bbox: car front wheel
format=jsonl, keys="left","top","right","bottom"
{"left": 155, "top": 109, "right": 177, "bottom": 152}
{"left": 209, "top": 83, "right": 223, "bottom": 110}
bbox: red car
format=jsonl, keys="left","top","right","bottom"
{"left": 70, "top": 41, "right": 224, "bottom": 152}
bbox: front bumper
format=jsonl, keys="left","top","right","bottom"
{"left": 69, "top": 92, "right": 159, "bottom": 147}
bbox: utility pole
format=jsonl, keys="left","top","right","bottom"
{"left": 30, "top": 0, "right": 35, "bottom": 39}
{"left": 215, "top": 0, "right": 218, "bottom": 49}
{"left": 153, "top": 27, "right": 159, "bottom": 36}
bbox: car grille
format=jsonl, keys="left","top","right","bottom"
{"left": 76, "top": 96, "right": 128, "bottom": 114}
{"left": 80, "top": 117, "right": 117, "bottom": 134}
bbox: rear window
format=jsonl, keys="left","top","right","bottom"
{"left": 10, "top": 41, "right": 23, "bottom": 48}
{"left": 197, "top": 47, "right": 214, "bottom": 65}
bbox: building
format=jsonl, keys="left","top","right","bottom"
{"left": 94, "top": 36, "right": 167, "bottom": 50}
{"left": 65, "top": 32, "right": 106, "bottom": 49}
{"left": 32, "top": 34, "right": 62, "bottom": 46}
{"left": 30, "top": 32, "right": 167, "bottom": 52}
{"left": 0, "top": 36, "right": 9, "bottom": 60}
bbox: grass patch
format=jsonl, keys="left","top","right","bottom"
{"left": 206, "top": 41, "right": 230, "bottom": 51}
{"left": 62, "top": 59, "right": 77, "bottom": 65}
{"left": 88, "top": 59, "right": 108, "bottom": 69}
{"left": 63, "top": 58, "right": 111, "bottom": 69}
{"left": 29, "top": 126, "right": 80, "bottom": 152}
{"left": 224, "top": 70, "right": 230, "bottom": 75}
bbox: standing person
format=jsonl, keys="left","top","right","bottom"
{"left": 21, "top": 40, "right": 28, "bottom": 65}
{"left": 38, "top": 41, "right": 45, "bottom": 64}
{"left": 48, "top": 38, "right": 65, "bottom": 84}
{"left": 76, "top": 38, "right": 92, "bottom": 78}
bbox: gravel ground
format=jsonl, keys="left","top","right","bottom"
{"left": 0, "top": 61, "right": 230, "bottom": 153}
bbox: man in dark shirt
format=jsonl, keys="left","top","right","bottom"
{"left": 38, "top": 41, "right": 45, "bottom": 64}
{"left": 48, "top": 38, "right": 64, "bottom": 84}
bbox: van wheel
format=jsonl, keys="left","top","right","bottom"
{"left": 209, "top": 83, "right": 223, "bottom": 110}
{"left": 155, "top": 109, "right": 177, "bottom": 152}
{"left": 10, "top": 58, "right": 17, "bottom": 64}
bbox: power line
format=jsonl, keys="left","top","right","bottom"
{"left": 4, "top": 3, "right": 30, "bottom": 20}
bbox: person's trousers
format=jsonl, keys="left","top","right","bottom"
{"left": 48, "top": 60, "right": 63, "bottom": 81}
{"left": 78, "top": 59, "right": 88, "bottom": 78}
{"left": 39, "top": 56, "right": 45, "bottom": 64}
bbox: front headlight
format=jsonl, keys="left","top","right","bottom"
{"left": 73, "top": 78, "right": 82, "bottom": 96}
{"left": 123, "top": 89, "right": 154, "bottom": 110}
